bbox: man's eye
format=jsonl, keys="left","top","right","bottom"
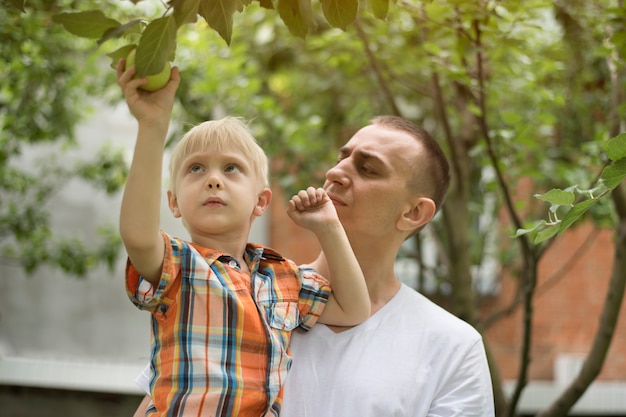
{"left": 360, "top": 165, "right": 375, "bottom": 174}
{"left": 225, "top": 164, "right": 241, "bottom": 173}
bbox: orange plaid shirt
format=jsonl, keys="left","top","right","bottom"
{"left": 126, "top": 231, "right": 331, "bottom": 416}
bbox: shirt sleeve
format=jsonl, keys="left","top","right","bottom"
{"left": 125, "top": 230, "right": 180, "bottom": 319}
{"left": 296, "top": 263, "right": 332, "bottom": 332}
{"left": 428, "top": 337, "right": 495, "bottom": 417}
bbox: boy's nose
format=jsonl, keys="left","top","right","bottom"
{"left": 207, "top": 175, "right": 222, "bottom": 189}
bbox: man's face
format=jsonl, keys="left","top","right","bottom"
{"left": 323, "top": 124, "right": 423, "bottom": 238}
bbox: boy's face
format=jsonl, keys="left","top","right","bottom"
{"left": 323, "top": 124, "right": 424, "bottom": 239}
{"left": 168, "top": 144, "right": 268, "bottom": 240}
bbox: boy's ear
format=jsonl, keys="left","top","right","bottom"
{"left": 253, "top": 188, "right": 272, "bottom": 217}
{"left": 167, "top": 190, "right": 182, "bottom": 218}
{"left": 397, "top": 196, "right": 436, "bottom": 232}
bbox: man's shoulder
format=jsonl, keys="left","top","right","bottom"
{"left": 396, "top": 285, "right": 482, "bottom": 340}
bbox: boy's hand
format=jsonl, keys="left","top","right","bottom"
{"left": 287, "top": 187, "right": 340, "bottom": 231}
{"left": 116, "top": 58, "right": 180, "bottom": 125}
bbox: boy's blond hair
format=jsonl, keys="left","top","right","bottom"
{"left": 168, "top": 117, "right": 269, "bottom": 194}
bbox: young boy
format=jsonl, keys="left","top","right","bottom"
{"left": 116, "top": 62, "right": 370, "bottom": 417}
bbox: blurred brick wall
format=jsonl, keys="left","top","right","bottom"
{"left": 483, "top": 222, "right": 625, "bottom": 381}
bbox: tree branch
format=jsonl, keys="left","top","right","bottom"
{"left": 353, "top": 18, "right": 400, "bottom": 116}
{"left": 482, "top": 227, "right": 600, "bottom": 329}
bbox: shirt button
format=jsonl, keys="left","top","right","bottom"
{"left": 228, "top": 260, "right": 239, "bottom": 269}
{"left": 284, "top": 319, "right": 292, "bottom": 327}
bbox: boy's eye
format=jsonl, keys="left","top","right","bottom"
{"left": 190, "top": 164, "right": 204, "bottom": 173}
{"left": 225, "top": 164, "right": 241, "bottom": 173}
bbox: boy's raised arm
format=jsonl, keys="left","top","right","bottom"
{"left": 117, "top": 59, "right": 180, "bottom": 287}
{"left": 287, "top": 187, "right": 371, "bottom": 326}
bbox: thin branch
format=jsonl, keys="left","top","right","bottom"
{"left": 482, "top": 226, "right": 600, "bottom": 329}
{"left": 467, "top": 15, "right": 538, "bottom": 417}
{"left": 535, "top": 228, "right": 600, "bottom": 297}
{"left": 353, "top": 19, "right": 400, "bottom": 116}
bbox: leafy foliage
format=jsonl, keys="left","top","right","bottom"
{"left": 0, "top": 0, "right": 127, "bottom": 276}
{"left": 514, "top": 53, "right": 626, "bottom": 242}
{"left": 48, "top": 0, "right": 387, "bottom": 85}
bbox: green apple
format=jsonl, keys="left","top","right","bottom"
{"left": 125, "top": 49, "right": 172, "bottom": 92}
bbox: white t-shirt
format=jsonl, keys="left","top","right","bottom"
{"left": 280, "top": 284, "right": 495, "bottom": 417}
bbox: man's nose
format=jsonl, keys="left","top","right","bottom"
{"left": 325, "top": 159, "right": 351, "bottom": 186}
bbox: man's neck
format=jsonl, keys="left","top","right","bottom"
{"left": 311, "top": 238, "right": 403, "bottom": 315}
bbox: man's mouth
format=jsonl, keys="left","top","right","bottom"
{"left": 327, "top": 194, "right": 347, "bottom": 206}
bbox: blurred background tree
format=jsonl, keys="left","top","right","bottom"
{"left": 0, "top": 0, "right": 138, "bottom": 275}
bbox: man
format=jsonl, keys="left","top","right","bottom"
{"left": 134, "top": 116, "right": 494, "bottom": 416}
{"left": 280, "top": 116, "right": 494, "bottom": 416}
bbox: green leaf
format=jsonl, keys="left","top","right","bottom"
{"left": 170, "top": 0, "right": 200, "bottom": 26}
{"left": 199, "top": 0, "right": 238, "bottom": 44}
{"left": 320, "top": 0, "right": 358, "bottom": 30}
{"left": 606, "top": 132, "right": 626, "bottom": 162}
{"left": 53, "top": 11, "right": 121, "bottom": 39}
{"left": 513, "top": 220, "right": 546, "bottom": 239}
{"left": 107, "top": 44, "right": 138, "bottom": 70}
{"left": 534, "top": 224, "right": 559, "bottom": 244}
{"left": 98, "top": 19, "right": 143, "bottom": 46}
{"left": 600, "top": 158, "right": 626, "bottom": 190}
{"left": 558, "top": 198, "right": 599, "bottom": 233}
{"left": 514, "top": 225, "right": 541, "bottom": 238}
{"left": 424, "top": 1, "right": 452, "bottom": 21}
{"left": 367, "top": 0, "right": 389, "bottom": 19}
{"left": 135, "top": 15, "right": 178, "bottom": 77}
{"left": 277, "top": 0, "right": 311, "bottom": 38}
{"left": 501, "top": 110, "right": 522, "bottom": 126}
{"left": 535, "top": 188, "right": 575, "bottom": 206}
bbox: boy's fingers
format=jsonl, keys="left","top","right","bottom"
{"left": 314, "top": 187, "right": 325, "bottom": 203}
{"left": 304, "top": 186, "right": 318, "bottom": 204}
{"left": 297, "top": 189, "right": 311, "bottom": 206}
{"left": 168, "top": 66, "right": 181, "bottom": 89}
{"left": 289, "top": 196, "right": 303, "bottom": 211}
{"left": 117, "top": 62, "right": 137, "bottom": 88}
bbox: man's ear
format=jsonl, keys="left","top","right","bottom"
{"left": 397, "top": 197, "right": 436, "bottom": 232}
{"left": 253, "top": 188, "right": 272, "bottom": 217}
{"left": 167, "top": 190, "right": 182, "bottom": 218}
